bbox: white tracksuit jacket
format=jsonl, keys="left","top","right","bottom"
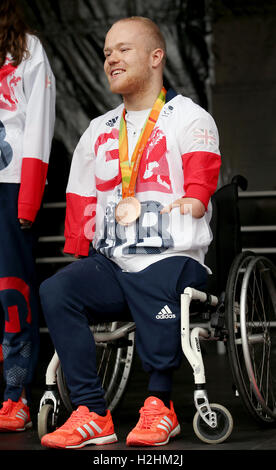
{"left": 0, "top": 34, "right": 56, "bottom": 222}
{"left": 64, "top": 93, "right": 221, "bottom": 272}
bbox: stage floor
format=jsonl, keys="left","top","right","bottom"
{"left": 0, "top": 335, "right": 276, "bottom": 461}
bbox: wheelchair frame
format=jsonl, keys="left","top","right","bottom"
{"left": 37, "top": 176, "right": 276, "bottom": 444}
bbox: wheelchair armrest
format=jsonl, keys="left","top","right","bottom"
{"left": 183, "top": 287, "right": 218, "bottom": 307}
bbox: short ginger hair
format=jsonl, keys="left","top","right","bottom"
{"left": 113, "top": 16, "right": 167, "bottom": 64}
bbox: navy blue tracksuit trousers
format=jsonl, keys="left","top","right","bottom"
{"left": 0, "top": 184, "right": 40, "bottom": 402}
{"left": 40, "top": 251, "right": 207, "bottom": 415}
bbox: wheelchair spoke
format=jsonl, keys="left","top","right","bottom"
{"left": 241, "top": 258, "right": 276, "bottom": 418}
{"left": 99, "top": 347, "right": 113, "bottom": 389}
{"left": 226, "top": 252, "right": 276, "bottom": 425}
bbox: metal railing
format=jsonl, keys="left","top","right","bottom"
{"left": 37, "top": 190, "right": 276, "bottom": 263}
{"left": 239, "top": 189, "right": 276, "bottom": 255}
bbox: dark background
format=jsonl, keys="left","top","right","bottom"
{"left": 19, "top": 0, "right": 276, "bottom": 201}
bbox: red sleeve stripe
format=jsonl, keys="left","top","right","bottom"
{"left": 64, "top": 192, "right": 97, "bottom": 257}
{"left": 181, "top": 151, "right": 221, "bottom": 209}
{"left": 18, "top": 157, "right": 48, "bottom": 222}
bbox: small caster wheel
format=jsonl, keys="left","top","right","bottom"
{"left": 193, "top": 403, "right": 233, "bottom": 444}
{"left": 37, "top": 404, "right": 56, "bottom": 440}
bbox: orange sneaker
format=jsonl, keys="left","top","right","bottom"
{"left": 0, "top": 398, "right": 32, "bottom": 432}
{"left": 126, "top": 396, "right": 180, "bottom": 446}
{"left": 41, "top": 406, "right": 118, "bottom": 449}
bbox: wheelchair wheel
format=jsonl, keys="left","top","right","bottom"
{"left": 193, "top": 403, "right": 233, "bottom": 444}
{"left": 56, "top": 322, "right": 135, "bottom": 413}
{"left": 37, "top": 404, "right": 55, "bottom": 440}
{"left": 226, "top": 252, "right": 276, "bottom": 425}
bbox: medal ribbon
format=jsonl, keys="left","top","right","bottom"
{"left": 118, "top": 87, "right": 167, "bottom": 199}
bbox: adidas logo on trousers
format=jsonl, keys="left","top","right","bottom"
{"left": 156, "top": 305, "right": 176, "bottom": 319}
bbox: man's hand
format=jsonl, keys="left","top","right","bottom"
{"left": 19, "top": 218, "right": 33, "bottom": 229}
{"left": 160, "top": 197, "right": 206, "bottom": 218}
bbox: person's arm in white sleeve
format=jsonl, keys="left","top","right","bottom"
{"left": 18, "top": 36, "right": 56, "bottom": 224}
{"left": 64, "top": 124, "right": 97, "bottom": 257}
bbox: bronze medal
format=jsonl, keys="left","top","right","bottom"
{"left": 116, "top": 88, "right": 166, "bottom": 227}
{"left": 115, "top": 197, "right": 141, "bottom": 226}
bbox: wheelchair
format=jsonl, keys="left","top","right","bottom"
{"left": 37, "top": 175, "right": 276, "bottom": 444}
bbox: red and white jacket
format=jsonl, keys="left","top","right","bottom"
{"left": 0, "top": 34, "right": 56, "bottom": 222}
{"left": 65, "top": 94, "right": 221, "bottom": 272}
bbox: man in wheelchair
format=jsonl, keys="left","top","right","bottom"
{"left": 39, "top": 16, "right": 221, "bottom": 449}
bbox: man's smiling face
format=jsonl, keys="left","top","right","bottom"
{"left": 103, "top": 20, "right": 154, "bottom": 98}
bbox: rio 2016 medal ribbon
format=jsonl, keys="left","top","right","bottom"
{"left": 116, "top": 87, "right": 167, "bottom": 225}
